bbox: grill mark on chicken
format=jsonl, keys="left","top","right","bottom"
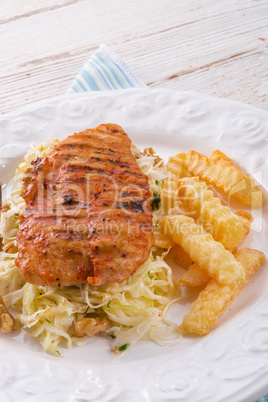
{"left": 65, "top": 165, "right": 105, "bottom": 174}
{"left": 58, "top": 141, "right": 126, "bottom": 156}
{"left": 16, "top": 123, "right": 154, "bottom": 287}
{"left": 58, "top": 144, "right": 116, "bottom": 157}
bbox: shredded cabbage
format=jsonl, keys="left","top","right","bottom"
{"left": 0, "top": 139, "right": 180, "bottom": 355}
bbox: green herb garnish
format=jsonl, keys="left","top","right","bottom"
{"left": 46, "top": 318, "right": 51, "bottom": 324}
{"left": 150, "top": 193, "right": 161, "bottom": 211}
{"left": 118, "top": 343, "right": 130, "bottom": 352}
{"left": 154, "top": 219, "right": 159, "bottom": 230}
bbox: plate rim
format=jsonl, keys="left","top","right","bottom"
{"left": 2, "top": 87, "right": 268, "bottom": 119}
{"left": 0, "top": 87, "right": 267, "bottom": 402}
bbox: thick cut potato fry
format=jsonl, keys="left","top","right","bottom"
{"left": 176, "top": 177, "right": 245, "bottom": 251}
{"left": 172, "top": 244, "right": 193, "bottom": 269}
{"left": 161, "top": 153, "right": 186, "bottom": 211}
{"left": 177, "top": 262, "right": 210, "bottom": 287}
{"left": 166, "top": 153, "right": 187, "bottom": 178}
{"left": 210, "top": 151, "right": 264, "bottom": 208}
{"left": 154, "top": 228, "right": 175, "bottom": 249}
{"left": 161, "top": 183, "right": 180, "bottom": 212}
{"left": 234, "top": 210, "right": 253, "bottom": 237}
{"left": 161, "top": 215, "right": 245, "bottom": 285}
{"left": 175, "top": 209, "right": 253, "bottom": 287}
{"left": 210, "top": 150, "right": 234, "bottom": 167}
{"left": 180, "top": 248, "right": 266, "bottom": 335}
{"left": 184, "top": 150, "right": 264, "bottom": 208}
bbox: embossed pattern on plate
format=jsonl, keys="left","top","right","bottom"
{"left": 0, "top": 88, "right": 267, "bottom": 402}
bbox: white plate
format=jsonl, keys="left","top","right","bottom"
{"left": 0, "top": 88, "right": 268, "bottom": 402}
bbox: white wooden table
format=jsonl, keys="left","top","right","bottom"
{"left": 0, "top": 0, "right": 267, "bottom": 114}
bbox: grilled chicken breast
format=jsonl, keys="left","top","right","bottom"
{"left": 16, "top": 124, "right": 154, "bottom": 287}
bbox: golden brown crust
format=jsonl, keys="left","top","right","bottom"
{"left": 179, "top": 248, "right": 266, "bottom": 335}
{"left": 185, "top": 150, "right": 264, "bottom": 208}
{"left": 16, "top": 124, "right": 154, "bottom": 287}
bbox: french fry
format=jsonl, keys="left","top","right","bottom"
{"left": 234, "top": 210, "right": 253, "bottom": 237}
{"left": 154, "top": 228, "right": 175, "bottom": 249}
{"left": 209, "top": 150, "right": 234, "bottom": 167}
{"left": 161, "top": 215, "right": 245, "bottom": 285}
{"left": 180, "top": 248, "right": 266, "bottom": 335}
{"left": 166, "top": 153, "right": 187, "bottom": 178}
{"left": 173, "top": 211, "right": 253, "bottom": 286}
{"left": 210, "top": 150, "right": 264, "bottom": 208}
{"left": 176, "top": 177, "right": 245, "bottom": 251}
{"left": 184, "top": 150, "right": 264, "bottom": 208}
{"left": 177, "top": 262, "right": 210, "bottom": 287}
{"left": 172, "top": 244, "right": 193, "bottom": 269}
{"left": 177, "top": 210, "right": 253, "bottom": 286}
{"left": 161, "top": 153, "right": 187, "bottom": 211}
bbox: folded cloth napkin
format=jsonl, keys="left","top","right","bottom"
{"left": 67, "top": 44, "right": 267, "bottom": 402}
{"left": 68, "top": 44, "right": 146, "bottom": 93}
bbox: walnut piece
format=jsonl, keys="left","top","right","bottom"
{"left": 74, "top": 317, "right": 111, "bottom": 338}
{"left": 0, "top": 204, "right": 10, "bottom": 213}
{"left": 0, "top": 314, "right": 14, "bottom": 333}
{"left": 0, "top": 295, "right": 16, "bottom": 333}
{"left": 111, "top": 346, "right": 120, "bottom": 354}
{"left": 142, "top": 147, "right": 164, "bottom": 166}
{"left": 3, "top": 241, "right": 17, "bottom": 254}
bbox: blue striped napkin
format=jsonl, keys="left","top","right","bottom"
{"left": 68, "top": 44, "right": 146, "bottom": 93}
{"left": 67, "top": 44, "right": 267, "bottom": 402}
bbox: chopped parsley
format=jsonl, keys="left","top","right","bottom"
{"left": 46, "top": 318, "right": 51, "bottom": 324}
{"left": 154, "top": 219, "right": 159, "bottom": 230}
{"left": 150, "top": 193, "right": 161, "bottom": 211}
{"left": 118, "top": 343, "right": 130, "bottom": 352}
{"left": 84, "top": 306, "right": 90, "bottom": 314}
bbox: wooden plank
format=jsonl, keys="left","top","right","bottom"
{"left": 150, "top": 49, "right": 268, "bottom": 109}
{"left": 0, "top": 0, "right": 267, "bottom": 73}
{"left": 0, "top": 0, "right": 83, "bottom": 23}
